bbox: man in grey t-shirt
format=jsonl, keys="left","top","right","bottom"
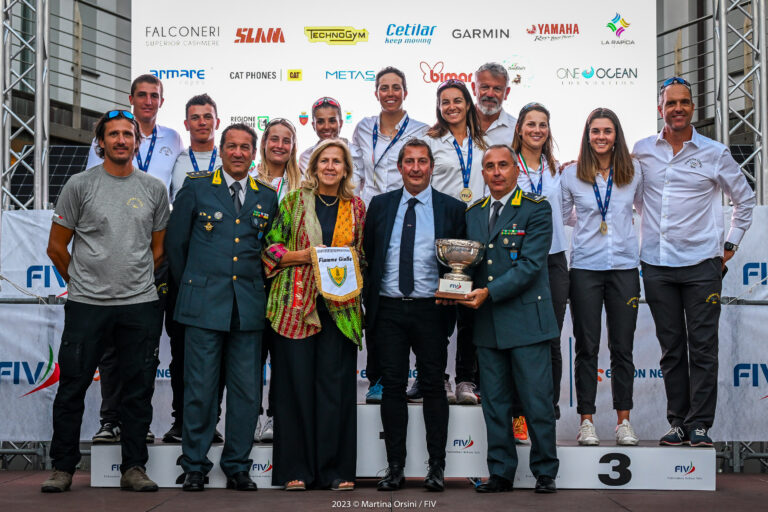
{"left": 41, "top": 110, "right": 169, "bottom": 493}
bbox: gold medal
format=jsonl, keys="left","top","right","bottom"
{"left": 460, "top": 187, "right": 473, "bottom": 202}
{"left": 600, "top": 220, "right": 608, "bottom": 235}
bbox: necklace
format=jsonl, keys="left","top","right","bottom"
{"left": 316, "top": 193, "right": 339, "bottom": 207}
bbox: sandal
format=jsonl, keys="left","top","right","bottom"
{"left": 331, "top": 479, "right": 355, "bottom": 491}
{"left": 285, "top": 479, "right": 306, "bottom": 491}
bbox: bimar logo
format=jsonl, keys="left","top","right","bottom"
{"left": 0, "top": 345, "right": 60, "bottom": 397}
{"left": 453, "top": 435, "right": 474, "bottom": 450}
{"left": 674, "top": 461, "right": 696, "bottom": 475}
{"left": 419, "top": 61, "right": 473, "bottom": 83}
{"left": 252, "top": 459, "right": 273, "bottom": 473}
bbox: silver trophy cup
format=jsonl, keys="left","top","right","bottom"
{"left": 434, "top": 239, "right": 485, "bottom": 299}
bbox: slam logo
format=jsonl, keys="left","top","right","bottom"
{"left": 0, "top": 345, "right": 60, "bottom": 397}
{"left": 606, "top": 13, "right": 630, "bottom": 38}
{"left": 304, "top": 27, "right": 368, "bottom": 45}
{"left": 234, "top": 28, "right": 285, "bottom": 44}
{"left": 453, "top": 436, "right": 474, "bottom": 450}
{"left": 674, "top": 462, "right": 696, "bottom": 475}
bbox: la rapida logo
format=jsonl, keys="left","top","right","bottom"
{"left": 603, "top": 13, "right": 635, "bottom": 46}
{"left": 0, "top": 345, "right": 60, "bottom": 397}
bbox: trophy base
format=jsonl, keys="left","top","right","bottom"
{"left": 435, "top": 278, "right": 472, "bottom": 299}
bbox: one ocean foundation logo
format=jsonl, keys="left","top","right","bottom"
{"left": 0, "top": 345, "right": 61, "bottom": 397}
{"left": 607, "top": 13, "right": 630, "bottom": 38}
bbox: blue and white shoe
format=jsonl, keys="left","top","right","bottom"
{"left": 365, "top": 379, "right": 383, "bottom": 404}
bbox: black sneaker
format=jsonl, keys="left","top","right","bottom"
{"left": 163, "top": 423, "right": 182, "bottom": 443}
{"left": 659, "top": 425, "right": 688, "bottom": 446}
{"left": 406, "top": 379, "right": 423, "bottom": 403}
{"left": 688, "top": 427, "right": 713, "bottom": 447}
{"left": 92, "top": 422, "right": 121, "bottom": 444}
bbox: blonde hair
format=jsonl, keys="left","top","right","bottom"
{"left": 258, "top": 119, "right": 301, "bottom": 191}
{"left": 302, "top": 139, "right": 356, "bottom": 201}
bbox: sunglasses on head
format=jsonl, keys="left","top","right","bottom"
{"left": 105, "top": 110, "right": 135, "bottom": 120}
{"left": 312, "top": 97, "right": 341, "bottom": 109}
{"left": 266, "top": 117, "right": 296, "bottom": 131}
{"left": 437, "top": 79, "right": 465, "bottom": 90}
{"left": 660, "top": 77, "right": 691, "bottom": 92}
{"left": 519, "top": 102, "right": 550, "bottom": 116}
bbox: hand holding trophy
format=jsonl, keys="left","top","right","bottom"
{"left": 434, "top": 239, "right": 484, "bottom": 299}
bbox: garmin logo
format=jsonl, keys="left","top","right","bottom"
{"left": 452, "top": 28, "right": 510, "bottom": 39}
{"left": 150, "top": 69, "right": 205, "bottom": 80}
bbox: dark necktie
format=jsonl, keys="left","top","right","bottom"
{"left": 230, "top": 181, "right": 242, "bottom": 214}
{"left": 489, "top": 200, "right": 503, "bottom": 234}
{"left": 399, "top": 197, "right": 419, "bottom": 297}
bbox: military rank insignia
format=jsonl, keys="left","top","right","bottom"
{"left": 501, "top": 229, "right": 526, "bottom": 236}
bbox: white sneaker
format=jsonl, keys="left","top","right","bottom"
{"left": 254, "top": 417, "right": 263, "bottom": 442}
{"left": 260, "top": 416, "right": 274, "bottom": 442}
{"left": 615, "top": 419, "right": 639, "bottom": 446}
{"left": 577, "top": 419, "right": 600, "bottom": 446}
{"left": 455, "top": 381, "right": 479, "bottom": 405}
{"left": 444, "top": 379, "right": 457, "bottom": 404}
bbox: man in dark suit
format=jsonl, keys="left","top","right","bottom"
{"left": 165, "top": 123, "right": 278, "bottom": 491}
{"left": 364, "top": 139, "right": 466, "bottom": 492}
{"left": 461, "top": 144, "right": 559, "bottom": 493}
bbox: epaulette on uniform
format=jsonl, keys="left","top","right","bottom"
{"left": 186, "top": 170, "right": 213, "bottom": 179}
{"left": 255, "top": 178, "right": 277, "bottom": 192}
{"left": 522, "top": 191, "right": 546, "bottom": 203}
{"left": 466, "top": 196, "right": 488, "bottom": 212}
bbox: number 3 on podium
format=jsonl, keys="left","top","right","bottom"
{"left": 598, "top": 453, "right": 632, "bottom": 486}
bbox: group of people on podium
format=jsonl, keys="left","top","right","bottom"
{"left": 39, "top": 62, "right": 754, "bottom": 495}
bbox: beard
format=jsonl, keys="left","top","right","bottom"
{"left": 477, "top": 97, "right": 502, "bottom": 116}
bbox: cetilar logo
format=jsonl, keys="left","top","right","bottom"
{"left": 674, "top": 461, "right": 696, "bottom": 475}
{"left": 0, "top": 345, "right": 60, "bottom": 397}
{"left": 607, "top": 13, "right": 630, "bottom": 38}
{"left": 453, "top": 435, "right": 474, "bottom": 449}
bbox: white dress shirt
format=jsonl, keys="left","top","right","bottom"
{"left": 351, "top": 112, "right": 428, "bottom": 205}
{"left": 483, "top": 109, "right": 518, "bottom": 147}
{"left": 561, "top": 161, "right": 643, "bottom": 270}
{"left": 632, "top": 126, "right": 756, "bottom": 267}
{"left": 222, "top": 170, "right": 248, "bottom": 204}
{"left": 87, "top": 124, "right": 184, "bottom": 196}
{"left": 516, "top": 157, "right": 567, "bottom": 254}
{"left": 488, "top": 188, "right": 516, "bottom": 220}
{"left": 381, "top": 186, "right": 438, "bottom": 298}
{"left": 247, "top": 168, "right": 291, "bottom": 204}
{"left": 170, "top": 148, "right": 222, "bottom": 203}
{"left": 426, "top": 131, "right": 489, "bottom": 204}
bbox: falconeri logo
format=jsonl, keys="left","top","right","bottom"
{"left": 525, "top": 23, "right": 579, "bottom": 41}
{"left": 144, "top": 25, "right": 220, "bottom": 47}
{"left": 304, "top": 27, "right": 368, "bottom": 45}
{"left": 234, "top": 28, "right": 285, "bottom": 44}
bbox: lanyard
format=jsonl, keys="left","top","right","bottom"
{"left": 135, "top": 126, "right": 157, "bottom": 172}
{"left": 452, "top": 136, "right": 473, "bottom": 189}
{"left": 275, "top": 177, "right": 285, "bottom": 202}
{"left": 372, "top": 114, "right": 409, "bottom": 169}
{"left": 593, "top": 167, "right": 614, "bottom": 222}
{"left": 517, "top": 153, "right": 543, "bottom": 195}
{"left": 189, "top": 147, "right": 217, "bottom": 174}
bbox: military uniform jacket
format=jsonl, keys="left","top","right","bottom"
{"left": 466, "top": 187, "right": 559, "bottom": 349}
{"left": 166, "top": 168, "right": 278, "bottom": 332}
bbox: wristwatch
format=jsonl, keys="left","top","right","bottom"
{"left": 724, "top": 241, "right": 739, "bottom": 252}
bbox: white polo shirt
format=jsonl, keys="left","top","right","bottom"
{"left": 426, "top": 130, "right": 489, "bottom": 205}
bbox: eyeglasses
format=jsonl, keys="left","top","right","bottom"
{"left": 312, "top": 97, "right": 341, "bottom": 109}
{"left": 105, "top": 110, "right": 135, "bottom": 120}
{"left": 660, "top": 77, "right": 691, "bottom": 92}
{"left": 519, "top": 102, "right": 550, "bottom": 116}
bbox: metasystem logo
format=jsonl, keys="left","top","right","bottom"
{"left": 0, "top": 345, "right": 60, "bottom": 397}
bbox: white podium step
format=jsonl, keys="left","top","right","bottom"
{"left": 91, "top": 405, "right": 715, "bottom": 490}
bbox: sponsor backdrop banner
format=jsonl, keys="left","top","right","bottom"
{"left": 130, "top": 0, "right": 657, "bottom": 161}
{"left": 1, "top": 209, "right": 766, "bottom": 442}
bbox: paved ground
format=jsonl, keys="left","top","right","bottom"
{"left": 1, "top": 471, "right": 767, "bottom": 512}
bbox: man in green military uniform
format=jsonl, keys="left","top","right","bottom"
{"left": 166, "top": 123, "right": 278, "bottom": 491}
{"left": 460, "top": 144, "right": 559, "bottom": 493}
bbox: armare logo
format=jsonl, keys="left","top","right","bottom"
{"left": 743, "top": 262, "right": 768, "bottom": 285}
{"left": 0, "top": 345, "right": 60, "bottom": 397}
{"left": 150, "top": 69, "right": 205, "bottom": 80}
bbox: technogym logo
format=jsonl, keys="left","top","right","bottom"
{"left": 0, "top": 345, "right": 60, "bottom": 397}
{"left": 304, "top": 27, "right": 368, "bottom": 45}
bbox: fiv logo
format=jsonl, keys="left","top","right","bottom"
{"left": 674, "top": 462, "right": 695, "bottom": 475}
{"left": 453, "top": 435, "right": 474, "bottom": 449}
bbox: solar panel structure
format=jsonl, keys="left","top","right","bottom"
{"left": 9, "top": 145, "right": 90, "bottom": 208}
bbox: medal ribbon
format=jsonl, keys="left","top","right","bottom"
{"left": 517, "top": 153, "right": 543, "bottom": 195}
{"left": 592, "top": 166, "right": 614, "bottom": 224}
{"left": 189, "top": 147, "right": 218, "bottom": 174}
{"left": 135, "top": 126, "right": 157, "bottom": 172}
{"left": 452, "top": 135, "right": 473, "bottom": 191}
{"left": 372, "top": 114, "right": 409, "bottom": 169}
